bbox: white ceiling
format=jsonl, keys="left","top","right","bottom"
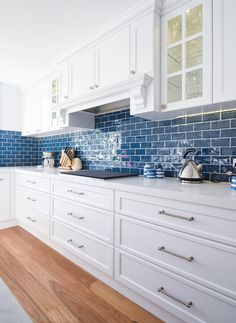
{"left": 0, "top": 0, "right": 139, "bottom": 89}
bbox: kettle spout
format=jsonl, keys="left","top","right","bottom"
{"left": 197, "top": 164, "right": 203, "bottom": 171}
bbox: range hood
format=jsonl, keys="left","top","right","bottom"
{"left": 59, "top": 74, "right": 154, "bottom": 116}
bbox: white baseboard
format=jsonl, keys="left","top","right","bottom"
{"left": 0, "top": 219, "right": 18, "bottom": 230}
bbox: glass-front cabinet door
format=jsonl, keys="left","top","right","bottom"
{"left": 49, "top": 73, "right": 67, "bottom": 129}
{"left": 161, "top": 0, "right": 212, "bottom": 111}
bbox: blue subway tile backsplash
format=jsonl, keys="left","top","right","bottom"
{"left": 0, "top": 131, "right": 38, "bottom": 167}
{"left": 1, "top": 105, "right": 236, "bottom": 182}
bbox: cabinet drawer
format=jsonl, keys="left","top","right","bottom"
{"left": 115, "top": 250, "right": 236, "bottom": 323}
{"left": 52, "top": 221, "right": 113, "bottom": 276}
{"left": 52, "top": 197, "right": 114, "bottom": 243}
{"left": 116, "top": 215, "right": 236, "bottom": 299}
{"left": 17, "top": 173, "right": 50, "bottom": 193}
{"left": 115, "top": 190, "right": 236, "bottom": 247}
{"left": 17, "top": 186, "right": 50, "bottom": 215}
{"left": 17, "top": 203, "right": 50, "bottom": 237}
{"left": 53, "top": 181, "right": 113, "bottom": 211}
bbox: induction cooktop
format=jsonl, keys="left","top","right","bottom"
{"left": 60, "top": 170, "right": 139, "bottom": 179}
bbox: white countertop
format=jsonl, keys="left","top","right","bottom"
{"left": 3, "top": 166, "right": 236, "bottom": 210}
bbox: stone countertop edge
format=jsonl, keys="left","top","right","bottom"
{"left": 2, "top": 166, "right": 236, "bottom": 211}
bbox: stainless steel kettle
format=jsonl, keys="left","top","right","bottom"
{"left": 179, "top": 148, "right": 203, "bottom": 183}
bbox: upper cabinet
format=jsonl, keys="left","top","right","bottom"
{"left": 23, "top": 0, "right": 236, "bottom": 127}
{"left": 96, "top": 26, "right": 130, "bottom": 88}
{"left": 213, "top": 0, "right": 236, "bottom": 103}
{"left": 161, "top": 0, "right": 212, "bottom": 111}
{"left": 130, "top": 13, "right": 154, "bottom": 77}
{"left": 22, "top": 78, "right": 50, "bottom": 136}
{"left": 70, "top": 47, "right": 95, "bottom": 99}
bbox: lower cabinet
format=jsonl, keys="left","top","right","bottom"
{"left": 16, "top": 203, "right": 50, "bottom": 238}
{"left": 115, "top": 250, "right": 236, "bottom": 323}
{"left": 13, "top": 172, "right": 236, "bottom": 323}
{"left": 0, "top": 173, "right": 11, "bottom": 221}
{"left": 51, "top": 220, "right": 113, "bottom": 276}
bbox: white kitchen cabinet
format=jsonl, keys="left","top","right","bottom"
{"left": 0, "top": 173, "right": 11, "bottom": 221}
{"left": 161, "top": 0, "right": 212, "bottom": 111}
{"left": 70, "top": 47, "right": 95, "bottom": 98}
{"left": 213, "top": 0, "right": 236, "bottom": 103}
{"left": 130, "top": 13, "right": 154, "bottom": 77}
{"left": 95, "top": 26, "right": 130, "bottom": 88}
{"left": 58, "top": 61, "right": 70, "bottom": 104}
{"left": 22, "top": 78, "right": 50, "bottom": 136}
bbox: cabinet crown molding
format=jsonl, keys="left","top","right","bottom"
{"left": 160, "top": 0, "right": 192, "bottom": 15}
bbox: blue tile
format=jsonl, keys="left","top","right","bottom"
{"left": 203, "top": 113, "right": 220, "bottom": 122}
{"left": 203, "top": 130, "right": 220, "bottom": 138}
{"left": 194, "top": 139, "right": 210, "bottom": 147}
{"left": 221, "top": 110, "right": 236, "bottom": 119}
{"left": 187, "top": 115, "right": 202, "bottom": 123}
{"left": 212, "top": 120, "right": 230, "bottom": 130}
{"left": 165, "top": 126, "right": 178, "bottom": 133}
{"left": 179, "top": 124, "right": 193, "bottom": 132}
{"left": 194, "top": 122, "right": 210, "bottom": 131}
{"left": 211, "top": 138, "right": 230, "bottom": 147}
{"left": 187, "top": 132, "right": 202, "bottom": 139}
{"left": 231, "top": 120, "right": 236, "bottom": 128}
{"left": 221, "top": 129, "right": 236, "bottom": 138}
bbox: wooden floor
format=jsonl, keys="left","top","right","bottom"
{"left": 0, "top": 226, "right": 163, "bottom": 323}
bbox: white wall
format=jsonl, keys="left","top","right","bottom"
{"left": 0, "top": 82, "right": 22, "bottom": 131}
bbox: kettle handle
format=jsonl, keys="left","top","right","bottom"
{"left": 183, "top": 148, "right": 196, "bottom": 159}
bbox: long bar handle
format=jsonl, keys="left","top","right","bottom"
{"left": 158, "top": 246, "right": 194, "bottom": 262}
{"left": 157, "top": 287, "right": 193, "bottom": 308}
{"left": 67, "top": 213, "right": 84, "bottom": 220}
{"left": 67, "top": 189, "right": 84, "bottom": 196}
{"left": 67, "top": 239, "right": 84, "bottom": 249}
{"left": 27, "top": 197, "right": 37, "bottom": 202}
{"left": 26, "top": 180, "right": 36, "bottom": 184}
{"left": 158, "top": 210, "right": 194, "bottom": 221}
{"left": 26, "top": 216, "right": 36, "bottom": 223}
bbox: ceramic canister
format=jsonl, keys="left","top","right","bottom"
{"left": 156, "top": 168, "right": 164, "bottom": 179}
{"left": 231, "top": 176, "right": 236, "bottom": 190}
{"left": 144, "top": 163, "right": 154, "bottom": 177}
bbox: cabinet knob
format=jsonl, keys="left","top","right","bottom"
{"left": 90, "top": 86, "right": 94, "bottom": 90}
{"left": 130, "top": 70, "right": 136, "bottom": 75}
{"left": 64, "top": 95, "right": 68, "bottom": 99}
{"left": 94, "top": 84, "right": 99, "bottom": 88}
{"left": 160, "top": 104, "right": 167, "bottom": 110}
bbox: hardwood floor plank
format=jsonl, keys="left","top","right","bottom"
{"left": 90, "top": 281, "right": 164, "bottom": 323}
{"left": 0, "top": 235, "right": 129, "bottom": 323}
{"left": 0, "top": 227, "right": 164, "bottom": 323}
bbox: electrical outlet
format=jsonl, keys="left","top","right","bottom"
{"left": 233, "top": 159, "right": 236, "bottom": 168}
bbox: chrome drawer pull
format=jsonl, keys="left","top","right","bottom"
{"left": 26, "top": 216, "right": 36, "bottom": 223}
{"left": 0, "top": 178, "right": 4, "bottom": 181}
{"left": 26, "top": 197, "right": 36, "bottom": 202}
{"left": 158, "top": 246, "right": 194, "bottom": 262}
{"left": 158, "top": 210, "right": 194, "bottom": 221}
{"left": 26, "top": 180, "right": 36, "bottom": 184}
{"left": 67, "top": 189, "right": 84, "bottom": 196}
{"left": 157, "top": 287, "right": 193, "bottom": 308}
{"left": 67, "top": 239, "right": 84, "bottom": 249}
{"left": 67, "top": 213, "right": 84, "bottom": 220}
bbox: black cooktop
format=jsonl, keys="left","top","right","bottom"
{"left": 60, "top": 170, "right": 139, "bottom": 179}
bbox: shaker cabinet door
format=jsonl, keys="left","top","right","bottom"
{"left": 213, "top": 0, "right": 236, "bottom": 103}
{"left": 0, "top": 173, "right": 11, "bottom": 221}
{"left": 96, "top": 26, "right": 130, "bottom": 88}
{"left": 70, "top": 48, "right": 95, "bottom": 98}
{"left": 130, "top": 13, "right": 154, "bottom": 77}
